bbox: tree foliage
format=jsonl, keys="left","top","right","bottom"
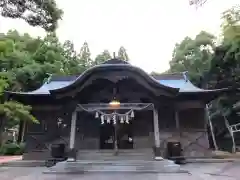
{"left": 0, "top": 79, "right": 37, "bottom": 144}
{"left": 0, "top": 29, "right": 130, "bottom": 133}
{"left": 0, "top": 0, "right": 63, "bottom": 32}
{"left": 167, "top": 5, "right": 240, "bottom": 148}
{"left": 206, "top": 7, "right": 240, "bottom": 117}
{"left": 78, "top": 42, "right": 93, "bottom": 68}
{"left": 94, "top": 50, "right": 112, "bottom": 65}
{"left": 169, "top": 31, "right": 216, "bottom": 85}
{"left": 117, "top": 46, "right": 129, "bottom": 62}
{"left": 0, "top": 30, "right": 129, "bottom": 92}
{"left": 189, "top": 0, "right": 207, "bottom": 6}
{"left": 168, "top": 5, "right": 240, "bottom": 127}
{"left": 221, "top": 5, "right": 240, "bottom": 42}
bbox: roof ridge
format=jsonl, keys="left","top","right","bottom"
{"left": 49, "top": 74, "right": 80, "bottom": 82}
{"left": 151, "top": 72, "right": 186, "bottom": 80}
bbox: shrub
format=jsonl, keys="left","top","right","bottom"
{"left": 15, "top": 143, "right": 25, "bottom": 155}
{"left": 0, "top": 142, "right": 25, "bottom": 155}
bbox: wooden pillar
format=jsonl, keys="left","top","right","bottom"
{"left": 68, "top": 109, "right": 77, "bottom": 161}
{"left": 153, "top": 108, "right": 162, "bottom": 160}
{"left": 175, "top": 110, "right": 182, "bottom": 145}
{"left": 175, "top": 111, "right": 180, "bottom": 129}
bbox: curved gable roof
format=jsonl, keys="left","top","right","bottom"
{"left": 5, "top": 59, "right": 231, "bottom": 99}
{"left": 49, "top": 63, "right": 179, "bottom": 97}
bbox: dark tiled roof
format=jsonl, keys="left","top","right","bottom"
{"left": 5, "top": 59, "right": 226, "bottom": 95}
{"left": 8, "top": 72, "right": 207, "bottom": 95}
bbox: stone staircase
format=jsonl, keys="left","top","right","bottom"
{"left": 77, "top": 149, "right": 154, "bottom": 160}
{"left": 45, "top": 149, "right": 181, "bottom": 173}
{"left": 45, "top": 159, "right": 181, "bottom": 173}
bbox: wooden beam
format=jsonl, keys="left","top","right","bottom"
{"left": 175, "top": 101, "right": 205, "bottom": 110}
{"left": 77, "top": 103, "right": 154, "bottom": 111}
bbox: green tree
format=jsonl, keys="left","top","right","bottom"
{"left": 0, "top": 79, "right": 38, "bottom": 145}
{"left": 0, "top": 0, "right": 63, "bottom": 32}
{"left": 169, "top": 31, "right": 216, "bottom": 85}
{"left": 199, "top": 6, "right": 240, "bottom": 151}
{"left": 78, "top": 42, "right": 93, "bottom": 69}
{"left": 94, "top": 50, "right": 112, "bottom": 65}
{"left": 205, "top": 6, "right": 240, "bottom": 116}
{"left": 221, "top": 5, "right": 240, "bottom": 42}
{"left": 117, "top": 46, "right": 129, "bottom": 61}
{"left": 0, "top": 30, "right": 94, "bottom": 92}
{"left": 61, "top": 40, "right": 86, "bottom": 74}
{"left": 0, "top": 29, "right": 127, "bottom": 141}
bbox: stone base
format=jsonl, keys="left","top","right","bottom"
{"left": 68, "top": 148, "right": 77, "bottom": 160}
{"left": 153, "top": 146, "right": 162, "bottom": 157}
{"left": 44, "top": 159, "right": 181, "bottom": 174}
{"left": 155, "top": 156, "right": 164, "bottom": 160}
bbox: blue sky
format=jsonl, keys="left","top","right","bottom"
{"left": 0, "top": 0, "right": 238, "bottom": 73}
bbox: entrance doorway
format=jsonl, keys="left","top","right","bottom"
{"left": 99, "top": 123, "right": 114, "bottom": 149}
{"left": 117, "top": 122, "right": 133, "bottom": 149}
{"left": 99, "top": 121, "right": 134, "bottom": 150}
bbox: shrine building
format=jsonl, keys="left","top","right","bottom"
{"left": 5, "top": 59, "right": 230, "bottom": 161}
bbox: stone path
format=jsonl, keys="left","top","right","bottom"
{"left": 0, "top": 156, "right": 22, "bottom": 164}
{"left": 0, "top": 162, "right": 240, "bottom": 180}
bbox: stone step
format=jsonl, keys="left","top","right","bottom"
{"left": 78, "top": 157, "right": 153, "bottom": 161}
{"left": 44, "top": 159, "right": 181, "bottom": 174}
{"left": 77, "top": 152, "right": 153, "bottom": 156}
{"left": 77, "top": 150, "right": 153, "bottom": 160}
{"left": 78, "top": 149, "right": 152, "bottom": 154}
{"left": 0, "top": 160, "right": 46, "bottom": 167}
{"left": 23, "top": 151, "right": 50, "bottom": 161}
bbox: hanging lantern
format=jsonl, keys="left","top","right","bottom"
{"left": 109, "top": 100, "right": 120, "bottom": 108}
{"left": 95, "top": 112, "right": 99, "bottom": 118}
{"left": 130, "top": 110, "right": 134, "bottom": 118}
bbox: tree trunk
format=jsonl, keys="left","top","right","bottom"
{"left": 0, "top": 115, "right": 6, "bottom": 146}
{"left": 223, "top": 115, "right": 236, "bottom": 153}
{"left": 17, "top": 121, "right": 23, "bottom": 143}
{"left": 21, "top": 120, "right": 26, "bottom": 143}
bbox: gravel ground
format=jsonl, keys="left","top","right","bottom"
{"left": 0, "top": 162, "right": 240, "bottom": 180}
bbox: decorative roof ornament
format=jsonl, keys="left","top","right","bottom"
{"left": 103, "top": 58, "right": 129, "bottom": 65}
{"left": 183, "top": 72, "right": 189, "bottom": 82}
{"left": 45, "top": 73, "right": 53, "bottom": 84}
